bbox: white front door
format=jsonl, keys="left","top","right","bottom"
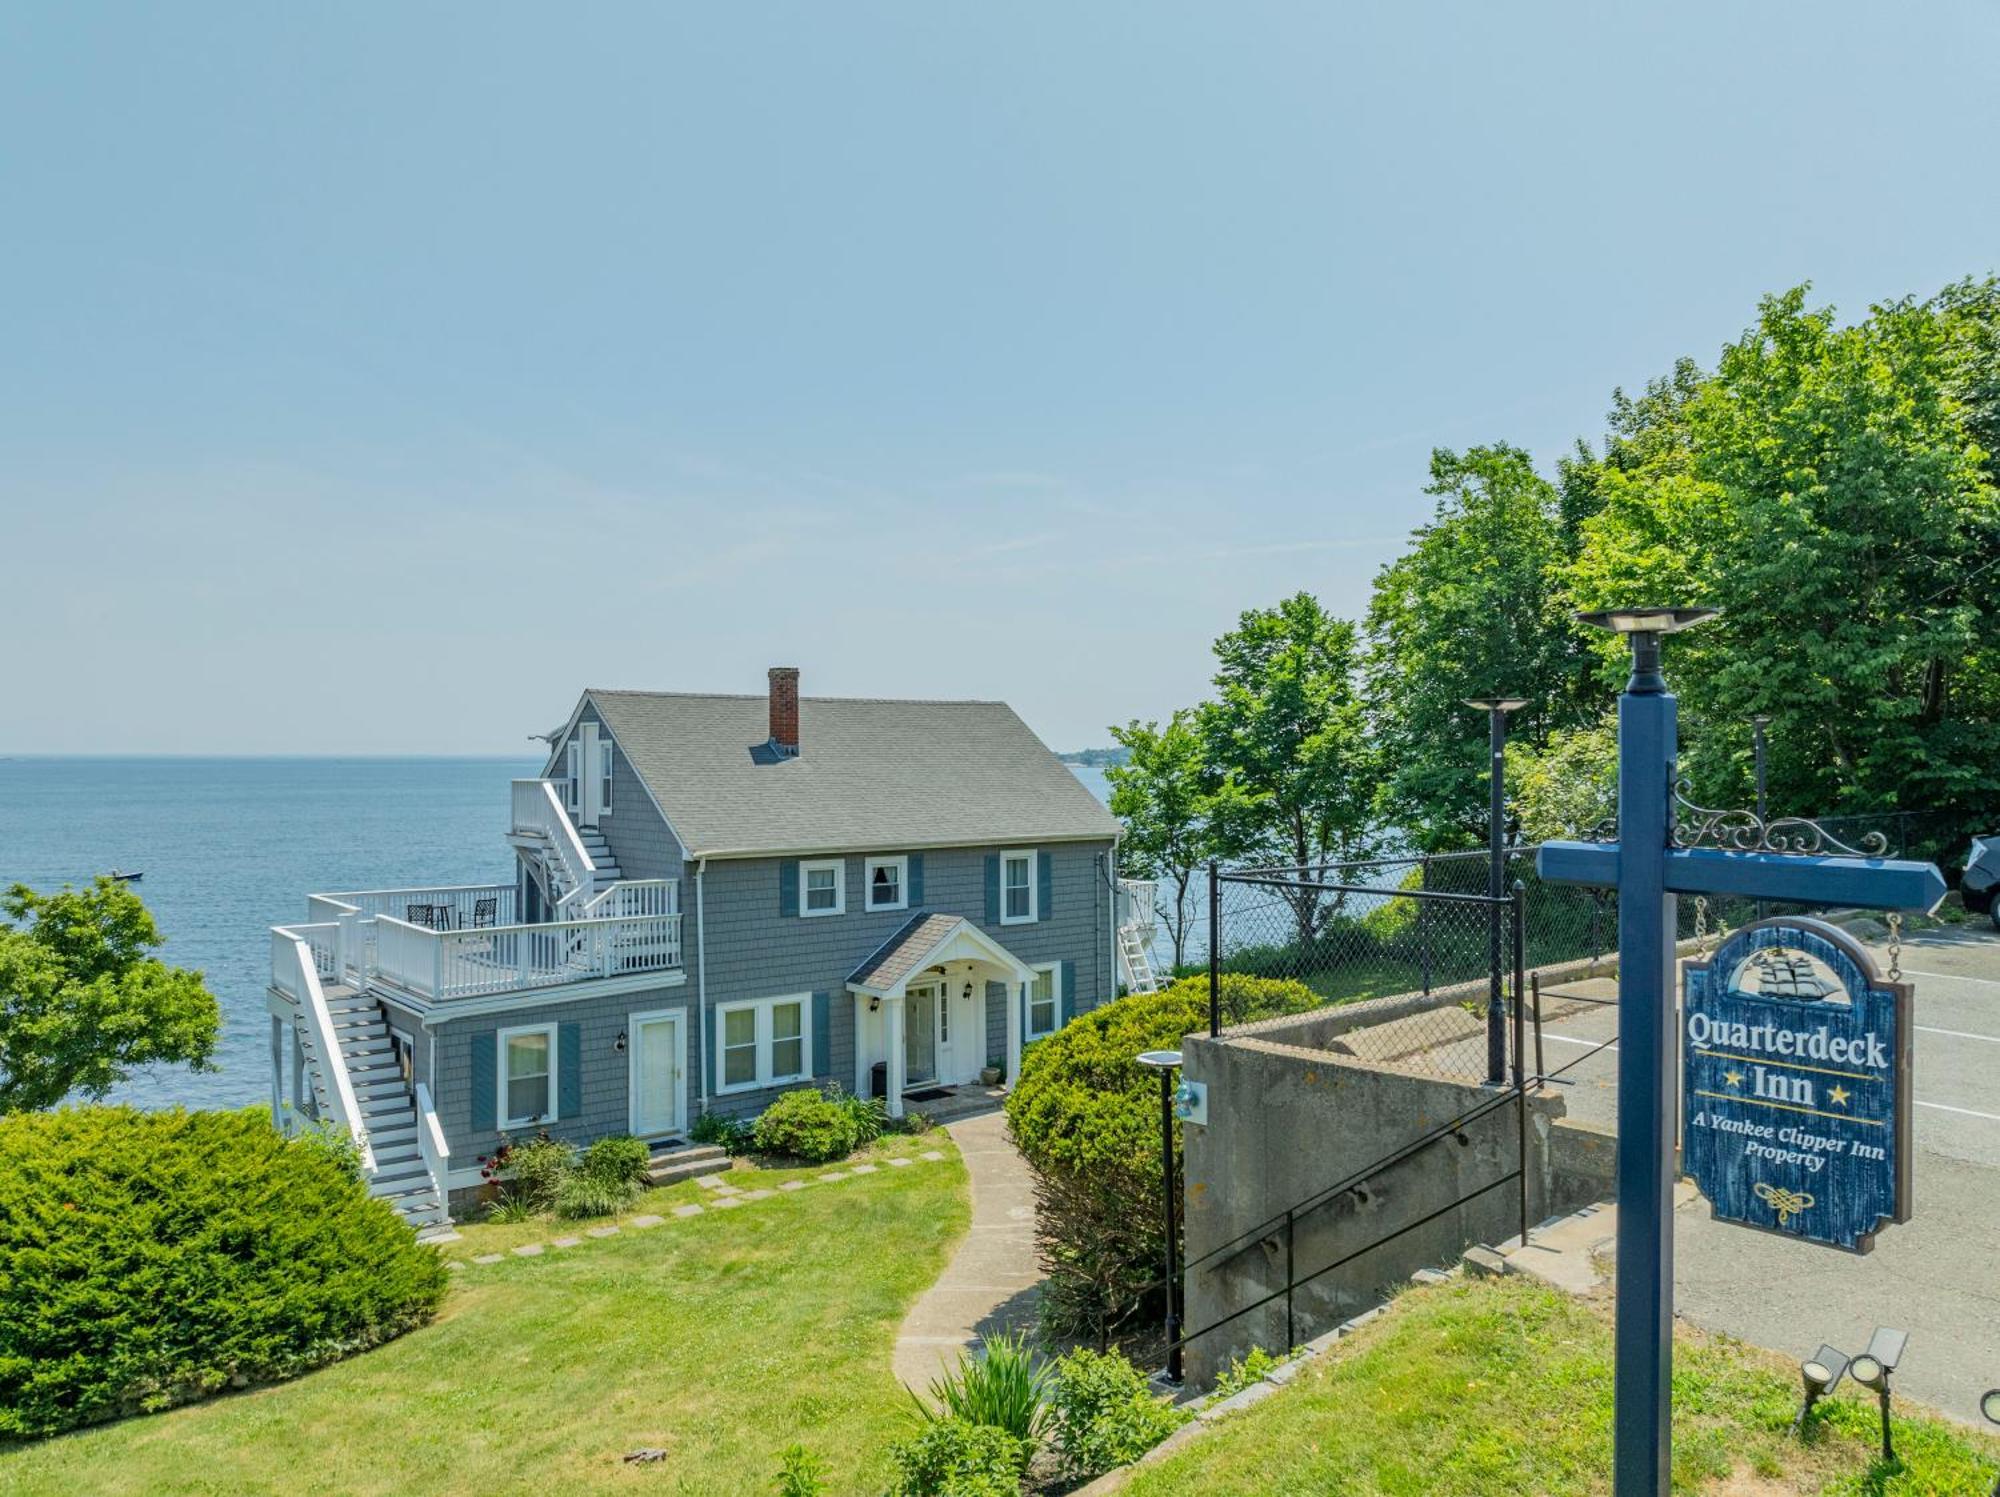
{"left": 933, "top": 982, "right": 982, "bottom": 1086}
{"left": 631, "top": 1012, "right": 685, "bottom": 1136}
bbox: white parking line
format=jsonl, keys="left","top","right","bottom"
{"left": 1917, "top": 1024, "right": 2000, "bottom": 1045}
{"left": 1546, "top": 1033, "right": 1613, "bottom": 1049}
{"left": 1901, "top": 967, "right": 2000, "bottom": 987}
{"left": 1916, "top": 1099, "right": 2000, "bottom": 1123}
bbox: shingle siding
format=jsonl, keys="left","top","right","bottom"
{"left": 575, "top": 704, "right": 687, "bottom": 884}
{"left": 422, "top": 836, "right": 1115, "bottom": 1148}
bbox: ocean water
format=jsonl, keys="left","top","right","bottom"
{"left": 0, "top": 757, "right": 539, "bottom": 1110}
{"left": 0, "top": 756, "right": 1117, "bottom": 1111}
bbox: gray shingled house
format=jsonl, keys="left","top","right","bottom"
{"left": 265, "top": 669, "right": 1153, "bottom": 1228}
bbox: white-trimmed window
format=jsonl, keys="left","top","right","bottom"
{"left": 564, "top": 741, "right": 582, "bottom": 812}
{"left": 800, "top": 858, "right": 845, "bottom": 917}
{"left": 866, "top": 855, "right": 908, "bottom": 912}
{"left": 599, "top": 740, "right": 614, "bottom": 815}
{"left": 1027, "top": 963, "right": 1059, "bottom": 1039}
{"left": 1000, "top": 849, "right": 1036, "bottom": 925}
{"left": 716, "top": 995, "right": 813, "bottom": 1094}
{"left": 499, "top": 1023, "right": 557, "bottom": 1128}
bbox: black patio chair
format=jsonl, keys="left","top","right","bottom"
{"left": 471, "top": 897, "right": 498, "bottom": 929}
{"left": 405, "top": 903, "right": 437, "bottom": 929}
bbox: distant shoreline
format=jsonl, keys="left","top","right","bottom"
{"left": 1056, "top": 748, "right": 1129, "bottom": 768}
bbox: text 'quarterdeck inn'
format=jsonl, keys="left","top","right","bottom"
{"left": 265, "top": 668, "right": 1156, "bottom": 1229}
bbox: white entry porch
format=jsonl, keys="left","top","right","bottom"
{"left": 847, "top": 914, "right": 1035, "bottom": 1119}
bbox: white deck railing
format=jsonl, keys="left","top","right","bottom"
{"left": 308, "top": 884, "right": 517, "bottom": 929}
{"left": 578, "top": 878, "right": 680, "bottom": 921}
{"left": 1117, "top": 878, "right": 1160, "bottom": 937}
{"left": 368, "top": 908, "right": 683, "bottom": 1001}
{"left": 273, "top": 927, "right": 377, "bottom": 1174}
{"left": 414, "top": 1080, "right": 450, "bottom": 1206}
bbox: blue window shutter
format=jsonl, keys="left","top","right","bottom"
{"left": 1060, "top": 959, "right": 1076, "bottom": 1026}
{"left": 812, "top": 991, "right": 831, "bottom": 1077}
{"left": 779, "top": 860, "right": 799, "bottom": 917}
{"left": 984, "top": 854, "right": 1000, "bottom": 924}
{"left": 1038, "top": 851, "right": 1053, "bottom": 922}
{"left": 469, "top": 1030, "right": 497, "bottom": 1130}
{"left": 558, "top": 1022, "right": 582, "bottom": 1118}
{"left": 907, "top": 853, "right": 924, "bottom": 908}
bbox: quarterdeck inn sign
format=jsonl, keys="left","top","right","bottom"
{"left": 1682, "top": 918, "right": 1913, "bottom": 1253}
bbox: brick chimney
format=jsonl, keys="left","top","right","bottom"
{"left": 768, "top": 667, "right": 800, "bottom": 757}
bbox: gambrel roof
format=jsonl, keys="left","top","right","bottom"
{"left": 579, "top": 689, "right": 1120, "bottom": 860}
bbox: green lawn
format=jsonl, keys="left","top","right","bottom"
{"left": 0, "top": 1133, "right": 969, "bottom": 1497}
{"left": 1125, "top": 1277, "right": 2000, "bottom": 1496}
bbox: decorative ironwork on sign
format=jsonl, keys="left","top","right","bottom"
{"left": 1586, "top": 786, "right": 1893, "bottom": 858}
{"left": 1671, "top": 781, "right": 1890, "bottom": 858}
{"left": 1682, "top": 917, "right": 1913, "bottom": 1254}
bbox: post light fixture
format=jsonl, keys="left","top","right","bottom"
{"left": 1792, "top": 1344, "right": 1849, "bottom": 1435}
{"left": 1464, "top": 697, "right": 1531, "bottom": 1085}
{"left": 1136, "top": 1048, "right": 1185, "bottom": 1386}
{"left": 1847, "top": 1327, "right": 1909, "bottom": 1465}
{"left": 613, "top": 1030, "right": 628, "bottom": 1054}
{"left": 1577, "top": 608, "right": 1720, "bottom": 695}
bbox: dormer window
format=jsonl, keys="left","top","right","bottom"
{"left": 866, "top": 855, "right": 908, "bottom": 912}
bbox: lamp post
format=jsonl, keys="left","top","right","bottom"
{"left": 1577, "top": 606, "right": 1717, "bottom": 1496}
{"left": 1750, "top": 715, "right": 1771, "bottom": 823}
{"left": 1465, "top": 697, "right": 1529, "bottom": 1085}
{"left": 1136, "top": 1048, "right": 1184, "bottom": 1385}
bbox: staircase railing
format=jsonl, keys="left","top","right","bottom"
{"left": 512, "top": 778, "right": 596, "bottom": 905}
{"left": 578, "top": 878, "right": 680, "bottom": 921}
{"left": 276, "top": 927, "right": 377, "bottom": 1175}
{"left": 414, "top": 1081, "right": 450, "bottom": 1211}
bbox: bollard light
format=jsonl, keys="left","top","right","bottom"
{"left": 1136, "top": 1049, "right": 1185, "bottom": 1386}
{"left": 1792, "top": 1344, "right": 1849, "bottom": 1435}
{"left": 1847, "top": 1327, "right": 1908, "bottom": 1466}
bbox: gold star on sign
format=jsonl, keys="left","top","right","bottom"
{"left": 1723, "top": 1070, "right": 1745, "bottom": 1088}
{"left": 1828, "top": 1085, "right": 1851, "bottom": 1107}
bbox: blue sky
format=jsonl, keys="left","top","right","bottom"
{"left": 3, "top": 3, "right": 1996, "bottom": 753}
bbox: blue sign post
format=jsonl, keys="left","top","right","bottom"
{"left": 1537, "top": 609, "right": 1944, "bottom": 1497}
{"left": 1682, "top": 919, "right": 1912, "bottom": 1252}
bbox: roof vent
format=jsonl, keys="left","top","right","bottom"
{"left": 768, "top": 667, "right": 800, "bottom": 758}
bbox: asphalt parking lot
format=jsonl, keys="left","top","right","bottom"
{"left": 1534, "top": 925, "right": 2000, "bottom": 1422}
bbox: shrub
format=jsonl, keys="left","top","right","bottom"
{"left": 504, "top": 1134, "right": 577, "bottom": 1213}
{"left": 1004, "top": 976, "right": 1309, "bottom": 1343}
{"left": 752, "top": 1088, "right": 859, "bottom": 1164}
{"left": 1045, "top": 1347, "right": 1186, "bottom": 1479}
{"left": 553, "top": 1171, "right": 638, "bottom": 1220}
{"left": 886, "top": 1416, "right": 1028, "bottom": 1497}
{"left": 915, "top": 1331, "right": 1049, "bottom": 1448}
{"left": 580, "top": 1134, "right": 650, "bottom": 1188}
{"left": 0, "top": 1106, "right": 448, "bottom": 1438}
{"left": 825, "top": 1085, "right": 890, "bottom": 1145}
{"left": 771, "top": 1443, "right": 827, "bottom": 1496}
{"left": 690, "top": 1109, "right": 754, "bottom": 1152}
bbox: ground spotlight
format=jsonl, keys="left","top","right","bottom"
{"left": 1846, "top": 1328, "right": 1908, "bottom": 1465}
{"left": 1792, "top": 1344, "right": 1849, "bottom": 1435}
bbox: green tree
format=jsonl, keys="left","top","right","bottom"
{"left": 1105, "top": 712, "right": 1254, "bottom": 968}
{"left": 1506, "top": 714, "right": 1619, "bottom": 844}
{"left": 0, "top": 879, "right": 220, "bottom": 1113}
{"left": 1363, "top": 445, "right": 1584, "bottom": 849}
{"left": 1200, "top": 593, "right": 1378, "bottom": 940}
{"left": 1564, "top": 286, "right": 2000, "bottom": 817}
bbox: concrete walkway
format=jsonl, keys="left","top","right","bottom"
{"left": 892, "top": 1105, "right": 1044, "bottom": 1391}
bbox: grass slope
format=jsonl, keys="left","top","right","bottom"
{"left": 1125, "top": 1277, "right": 1999, "bottom": 1497}
{"left": 0, "top": 1134, "right": 968, "bottom": 1497}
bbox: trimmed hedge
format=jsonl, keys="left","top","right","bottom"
{"left": 1005, "top": 975, "right": 1318, "bottom": 1341}
{"left": 0, "top": 1106, "right": 449, "bottom": 1438}
{"left": 752, "top": 1088, "right": 859, "bottom": 1163}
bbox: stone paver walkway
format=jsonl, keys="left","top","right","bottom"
{"left": 892, "top": 1107, "right": 1043, "bottom": 1391}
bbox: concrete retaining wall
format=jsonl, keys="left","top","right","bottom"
{"left": 1179, "top": 1026, "right": 1614, "bottom": 1387}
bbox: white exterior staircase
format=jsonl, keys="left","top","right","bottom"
{"left": 298, "top": 986, "right": 451, "bottom": 1237}
{"left": 1118, "top": 922, "right": 1161, "bottom": 994}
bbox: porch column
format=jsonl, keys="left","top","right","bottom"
{"left": 1005, "top": 977, "right": 1023, "bottom": 1090}
{"left": 886, "top": 992, "right": 906, "bottom": 1119}
{"left": 269, "top": 1015, "right": 284, "bottom": 1130}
